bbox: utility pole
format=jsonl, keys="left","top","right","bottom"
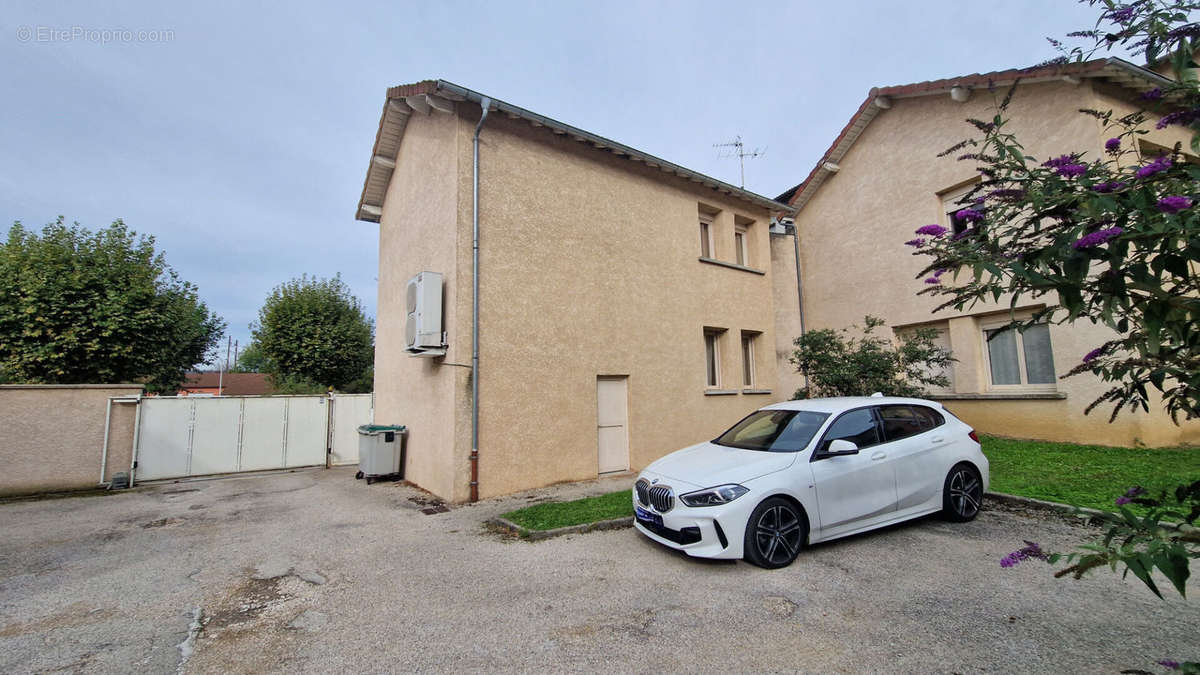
{"left": 218, "top": 335, "right": 231, "bottom": 396}
{"left": 713, "top": 135, "right": 766, "bottom": 188}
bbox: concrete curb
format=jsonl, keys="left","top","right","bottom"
{"left": 986, "top": 491, "right": 1109, "bottom": 519}
{"left": 488, "top": 515, "right": 633, "bottom": 541}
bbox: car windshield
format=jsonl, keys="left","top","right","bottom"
{"left": 712, "top": 410, "right": 830, "bottom": 452}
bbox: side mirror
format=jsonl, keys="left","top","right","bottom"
{"left": 825, "top": 439, "right": 860, "bottom": 456}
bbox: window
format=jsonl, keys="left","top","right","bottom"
{"left": 734, "top": 227, "right": 747, "bottom": 265}
{"left": 740, "top": 331, "right": 757, "bottom": 387}
{"left": 895, "top": 323, "right": 953, "bottom": 394}
{"left": 878, "top": 405, "right": 923, "bottom": 442}
{"left": 940, "top": 182, "right": 983, "bottom": 237}
{"left": 983, "top": 322, "right": 1056, "bottom": 388}
{"left": 911, "top": 406, "right": 945, "bottom": 430}
{"left": 713, "top": 410, "right": 830, "bottom": 453}
{"left": 818, "top": 408, "right": 880, "bottom": 453}
{"left": 704, "top": 328, "right": 725, "bottom": 388}
{"left": 699, "top": 218, "right": 712, "bottom": 258}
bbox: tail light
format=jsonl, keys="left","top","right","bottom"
{"left": 968, "top": 430, "right": 980, "bottom": 444}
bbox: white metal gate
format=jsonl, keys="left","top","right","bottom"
{"left": 134, "top": 394, "right": 373, "bottom": 482}
{"left": 329, "top": 393, "right": 374, "bottom": 466}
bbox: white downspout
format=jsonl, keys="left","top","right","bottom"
{"left": 470, "top": 96, "right": 492, "bottom": 503}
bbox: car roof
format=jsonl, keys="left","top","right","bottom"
{"left": 761, "top": 396, "right": 943, "bottom": 414}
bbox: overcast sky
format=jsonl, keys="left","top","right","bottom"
{"left": 2, "top": 0, "right": 1108, "bottom": 357}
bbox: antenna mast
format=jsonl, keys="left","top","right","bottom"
{"left": 713, "top": 135, "right": 766, "bottom": 188}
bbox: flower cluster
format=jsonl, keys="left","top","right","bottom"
{"left": 1158, "top": 195, "right": 1194, "bottom": 213}
{"left": 955, "top": 208, "right": 984, "bottom": 223}
{"left": 1072, "top": 226, "right": 1123, "bottom": 249}
{"left": 923, "top": 268, "right": 949, "bottom": 285}
{"left": 915, "top": 224, "right": 949, "bottom": 237}
{"left": 1157, "top": 659, "right": 1181, "bottom": 670}
{"left": 1156, "top": 108, "right": 1200, "bottom": 129}
{"left": 1105, "top": 137, "right": 1121, "bottom": 153}
{"left": 1082, "top": 346, "right": 1105, "bottom": 363}
{"left": 1043, "top": 154, "right": 1079, "bottom": 168}
{"left": 904, "top": 238, "right": 926, "bottom": 248}
{"left": 1000, "top": 541, "right": 1047, "bottom": 568}
{"left": 1115, "top": 486, "right": 1146, "bottom": 506}
{"left": 1091, "top": 181, "right": 1127, "bottom": 193}
{"left": 1141, "top": 87, "right": 1163, "bottom": 101}
{"left": 1107, "top": 5, "right": 1135, "bottom": 23}
{"left": 987, "top": 188, "right": 1026, "bottom": 201}
{"left": 1057, "top": 163, "right": 1088, "bottom": 178}
{"left": 1136, "top": 155, "right": 1173, "bottom": 178}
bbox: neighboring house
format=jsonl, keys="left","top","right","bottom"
{"left": 356, "top": 80, "right": 801, "bottom": 502}
{"left": 777, "top": 57, "right": 1198, "bottom": 448}
{"left": 179, "top": 372, "right": 275, "bottom": 397}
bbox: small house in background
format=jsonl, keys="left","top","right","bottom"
{"left": 777, "top": 57, "right": 1198, "bottom": 449}
{"left": 179, "top": 372, "right": 275, "bottom": 397}
{"left": 356, "top": 80, "right": 799, "bottom": 503}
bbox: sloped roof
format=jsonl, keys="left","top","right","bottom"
{"left": 181, "top": 372, "right": 275, "bottom": 396}
{"left": 356, "top": 80, "right": 795, "bottom": 222}
{"left": 777, "top": 57, "right": 1174, "bottom": 210}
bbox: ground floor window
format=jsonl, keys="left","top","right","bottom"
{"left": 983, "top": 322, "right": 1056, "bottom": 388}
{"left": 704, "top": 327, "right": 725, "bottom": 388}
{"left": 741, "top": 331, "right": 758, "bottom": 387}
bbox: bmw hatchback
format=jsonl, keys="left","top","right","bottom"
{"left": 633, "top": 396, "right": 988, "bottom": 568}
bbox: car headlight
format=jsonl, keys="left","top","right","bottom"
{"left": 679, "top": 484, "right": 749, "bottom": 507}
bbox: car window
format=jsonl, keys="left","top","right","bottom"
{"left": 713, "top": 410, "right": 830, "bottom": 453}
{"left": 879, "top": 405, "right": 923, "bottom": 442}
{"left": 912, "top": 406, "right": 945, "bottom": 430}
{"left": 818, "top": 408, "right": 879, "bottom": 452}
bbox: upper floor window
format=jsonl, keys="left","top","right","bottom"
{"left": 699, "top": 216, "right": 713, "bottom": 258}
{"left": 940, "top": 181, "right": 983, "bottom": 237}
{"left": 734, "top": 226, "right": 747, "bottom": 266}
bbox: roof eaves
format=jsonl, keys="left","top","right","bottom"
{"left": 355, "top": 79, "right": 795, "bottom": 222}
{"left": 781, "top": 57, "right": 1172, "bottom": 212}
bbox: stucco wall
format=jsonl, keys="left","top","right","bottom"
{"left": 460, "top": 113, "right": 785, "bottom": 499}
{"left": 379, "top": 103, "right": 791, "bottom": 501}
{"left": 0, "top": 384, "right": 142, "bottom": 496}
{"left": 373, "top": 109, "right": 468, "bottom": 501}
{"left": 770, "top": 231, "right": 805, "bottom": 399}
{"left": 793, "top": 79, "right": 1198, "bottom": 447}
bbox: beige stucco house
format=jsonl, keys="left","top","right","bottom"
{"left": 777, "top": 57, "right": 1199, "bottom": 448}
{"left": 356, "top": 80, "right": 800, "bottom": 502}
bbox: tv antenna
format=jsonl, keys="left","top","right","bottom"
{"left": 713, "top": 135, "right": 766, "bottom": 188}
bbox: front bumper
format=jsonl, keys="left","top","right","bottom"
{"left": 631, "top": 477, "right": 758, "bottom": 560}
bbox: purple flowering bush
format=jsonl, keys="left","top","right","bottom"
{"left": 909, "top": 1, "right": 1200, "bottom": 424}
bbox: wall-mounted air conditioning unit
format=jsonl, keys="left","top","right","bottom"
{"left": 405, "top": 271, "right": 446, "bottom": 357}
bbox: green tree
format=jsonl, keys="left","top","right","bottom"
{"left": 231, "top": 341, "right": 271, "bottom": 373}
{"left": 0, "top": 218, "right": 224, "bottom": 392}
{"left": 790, "top": 316, "right": 954, "bottom": 399}
{"left": 911, "top": 1, "right": 1200, "bottom": 422}
{"left": 250, "top": 274, "right": 373, "bottom": 390}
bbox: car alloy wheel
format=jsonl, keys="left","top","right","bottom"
{"left": 744, "top": 497, "right": 805, "bottom": 569}
{"left": 943, "top": 464, "right": 983, "bottom": 522}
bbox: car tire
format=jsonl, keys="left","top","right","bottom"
{"left": 743, "top": 496, "right": 807, "bottom": 569}
{"left": 942, "top": 463, "right": 983, "bottom": 522}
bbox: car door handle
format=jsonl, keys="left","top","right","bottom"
{"left": 931, "top": 436, "right": 945, "bottom": 444}
{"left": 871, "top": 451, "right": 886, "bottom": 461}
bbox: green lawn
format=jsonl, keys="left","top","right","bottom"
{"left": 983, "top": 435, "right": 1199, "bottom": 511}
{"left": 501, "top": 489, "right": 632, "bottom": 531}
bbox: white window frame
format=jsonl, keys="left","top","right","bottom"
{"left": 734, "top": 226, "right": 748, "bottom": 266}
{"left": 940, "top": 181, "right": 981, "bottom": 237}
{"left": 699, "top": 215, "right": 714, "bottom": 259}
{"left": 979, "top": 316, "right": 1057, "bottom": 392}
{"left": 704, "top": 328, "right": 724, "bottom": 388}
{"left": 740, "top": 331, "right": 756, "bottom": 387}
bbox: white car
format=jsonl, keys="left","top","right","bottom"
{"left": 633, "top": 396, "right": 988, "bottom": 568}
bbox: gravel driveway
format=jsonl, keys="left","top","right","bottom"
{"left": 0, "top": 467, "right": 1195, "bottom": 673}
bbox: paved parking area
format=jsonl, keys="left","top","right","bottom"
{"left": 1, "top": 467, "right": 1196, "bottom": 673}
